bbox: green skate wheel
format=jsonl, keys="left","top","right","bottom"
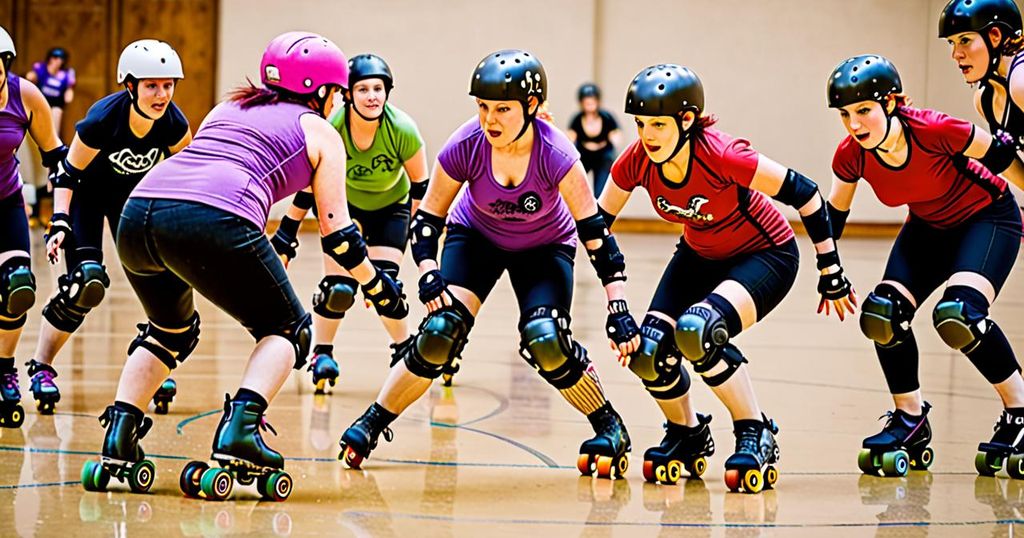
{"left": 910, "top": 447, "right": 934, "bottom": 470}
{"left": 881, "top": 450, "right": 909, "bottom": 477}
{"left": 1008, "top": 454, "right": 1024, "bottom": 479}
{"left": 81, "top": 460, "right": 110, "bottom": 492}
{"left": 260, "top": 471, "right": 293, "bottom": 502}
{"left": 975, "top": 451, "right": 1000, "bottom": 476}
{"left": 129, "top": 460, "right": 156, "bottom": 493}
{"left": 857, "top": 449, "right": 881, "bottom": 475}
{"left": 200, "top": 468, "right": 233, "bottom": 501}
{"left": 179, "top": 461, "right": 209, "bottom": 497}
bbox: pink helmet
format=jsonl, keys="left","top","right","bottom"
{"left": 259, "top": 31, "right": 348, "bottom": 96}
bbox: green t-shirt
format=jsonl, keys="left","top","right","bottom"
{"left": 328, "top": 103, "right": 425, "bottom": 211}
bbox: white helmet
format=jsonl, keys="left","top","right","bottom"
{"left": 0, "top": 26, "right": 15, "bottom": 71}
{"left": 116, "top": 39, "right": 183, "bottom": 84}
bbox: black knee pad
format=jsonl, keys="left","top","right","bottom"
{"left": 1, "top": 257, "right": 35, "bottom": 319}
{"left": 42, "top": 260, "right": 110, "bottom": 333}
{"left": 127, "top": 312, "right": 201, "bottom": 371}
{"left": 0, "top": 312, "right": 27, "bottom": 330}
{"left": 933, "top": 286, "right": 992, "bottom": 352}
{"left": 404, "top": 302, "right": 473, "bottom": 379}
{"left": 630, "top": 315, "right": 691, "bottom": 400}
{"left": 518, "top": 306, "right": 588, "bottom": 390}
{"left": 252, "top": 313, "right": 312, "bottom": 370}
{"left": 312, "top": 275, "right": 358, "bottom": 319}
{"left": 860, "top": 284, "right": 915, "bottom": 348}
{"left": 674, "top": 297, "right": 736, "bottom": 363}
{"left": 692, "top": 343, "right": 747, "bottom": 387}
{"left": 373, "top": 260, "right": 401, "bottom": 281}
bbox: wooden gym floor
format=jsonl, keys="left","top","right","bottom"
{"left": 1, "top": 228, "right": 1022, "bottom": 537}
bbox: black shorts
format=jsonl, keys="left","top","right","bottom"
{"left": 65, "top": 181, "right": 133, "bottom": 269}
{"left": 883, "top": 193, "right": 1022, "bottom": 303}
{"left": 349, "top": 199, "right": 411, "bottom": 251}
{"left": 440, "top": 224, "right": 575, "bottom": 321}
{"left": 648, "top": 238, "right": 800, "bottom": 322}
{"left": 0, "top": 191, "right": 30, "bottom": 254}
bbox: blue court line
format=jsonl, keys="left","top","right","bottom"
{"left": 342, "top": 510, "right": 1024, "bottom": 529}
{"left": 175, "top": 408, "right": 221, "bottom": 435}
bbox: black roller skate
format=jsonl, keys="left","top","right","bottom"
{"left": 577, "top": 402, "right": 631, "bottom": 479}
{"left": 308, "top": 346, "right": 339, "bottom": 394}
{"left": 0, "top": 365, "right": 24, "bottom": 428}
{"left": 338, "top": 402, "right": 397, "bottom": 469}
{"left": 81, "top": 405, "right": 157, "bottom": 493}
{"left": 858, "top": 403, "right": 933, "bottom": 477}
{"left": 643, "top": 413, "right": 715, "bottom": 485}
{"left": 724, "top": 414, "right": 780, "bottom": 494}
{"left": 26, "top": 359, "right": 59, "bottom": 415}
{"left": 152, "top": 378, "right": 176, "bottom": 415}
{"left": 976, "top": 408, "right": 1024, "bottom": 477}
{"left": 179, "top": 395, "right": 292, "bottom": 502}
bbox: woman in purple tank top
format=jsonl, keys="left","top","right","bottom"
{"left": 337, "top": 49, "right": 644, "bottom": 480}
{"left": 78, "top": 32, "right": 406, "bottom": 502}
{"left": 0, "top": 26, "right": 66, "bottom": 429}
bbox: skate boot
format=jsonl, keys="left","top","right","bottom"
{"left": 180, "top": 395, "right": 292, "bottom": 501}
{"left": 26, "top": 359, "right": 60, "bottom": 415}
{"left": 152, "top": 378, "right": 176, "bottom": 415}
{"left": 643, "top": 413, "right": 715, "bottom": 485}
{"left": 976, "top": 408, "right": 1024, "bottom": 477}
{"left": 81, "top": 405, "right": 156, "bottom": 493}
{"left": 308, "top": 346, "right": 339, "bottom": 394}
{"left": 578, "top": 402, "right": 631, "bottom": 479}
{"left": 724, "top": 414, "right": 780, "bottom": 493}
{"left": 338, "top": 402, "right": 397, "bottom": 469}
{"left": 858, "top": 403, "right": 933, "bottom": 477}
{"left": 0, "top": 365, "right": 24, "bottom": 428}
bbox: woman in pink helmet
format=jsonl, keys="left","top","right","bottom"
{"left": 79, "top": 32, "right": 406, "bottom": 502}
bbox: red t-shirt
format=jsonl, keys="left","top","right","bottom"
{"left": 611, "top": 128, "right": 794, "bottom": 260}
{"left": 831, "top": 106, "right": 1007, "bottom": 229}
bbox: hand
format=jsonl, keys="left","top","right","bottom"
{"left": 45, "top": 212, "right": 72, "bottom": 265}
{"left": 270, "top": 231, "right": 298, "bottom": 268}
{"left": 605, "top": 299, "right": 640, "bottom": 361}
{"left": 817, "top": 266, "right": 858, "bottom": 321}
{"left": 418, "top": 269, "right": 452, "bottom": 313}
{"left": 362, "top": 270, "right": 409, "bottom": 319}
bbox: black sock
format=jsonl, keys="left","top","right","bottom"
{"left": 313, "top": 344, "right": 334, "bottom": 356}
{"left": 114, "top": 400, "right": 145, "bottom": 422}
{"left": 0, "top": 357, "right": 14, "bottom": 373}
{"left": 233, "top": 388, "right": 268, "bottom": 410}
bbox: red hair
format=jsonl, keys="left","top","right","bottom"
{"left": 227, "top": 79, "right": 309, "bottom": 110}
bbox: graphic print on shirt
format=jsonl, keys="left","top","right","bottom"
{"left": 488, "top": 191, "right": 543, "bottom": 221}
{"left": 656, "top": 194, "right": 713, "bottom": 223}
{"left": 371, "top": 154, "right": 396, "bottom": 172}
{"left": 108, "top": 147, "right": 161, "bottom": 175}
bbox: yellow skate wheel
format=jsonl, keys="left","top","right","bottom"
{"left": 1008, "top": 454, "right": 1024, "bottom": 479}
{"left": 577, "top": 454, "right": 594, "bottom": 476}
{"left": 665, "top": 461, "right": 682, "bottom": 485}
{"left": 858, "top": 449, "right": 881, "bottom": 475}
{"left": 615, "top": 455, "right": 629, "bottom": 478}
{"left": 654, "top": 464, "right": 667, "bottom": 483}
{"left": 742, "top": 469, "right": 764, "bottom": 494}
{"left": 595, "top": 456, "right": 615, "bottom": 478}
{"left": 975, "top": 451, "right": 1000, "bottom": 476}
{"left": 764, "top": 466, "right": 778, "bottom": 488}
{"left": 687, "top": 457, "right": 708, "bottom": 478}
{"left": 8, "top": 405, "right": 23, "bottom": 428}
{"left": 911, "top": 447, "right": 934, "bottom": 470}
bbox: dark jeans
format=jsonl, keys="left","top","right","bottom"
{"left": 581, "top": 148, "right": 614, "bottom": 197}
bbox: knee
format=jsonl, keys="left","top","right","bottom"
{"left": 312, "top": 275, "right": 358, "bottom": 319}
{"left": 630, "top": 315, "right": 691, "bottom": 399}
{"left": 933, "top": 285, "right": 991, "bottom": 352}
{"left": 253, "top": 313, "right": 312, "bottom": 369}
{"left": 674, "top": 295, "right": 738, "bottom": 363}
{"left": 859, "top": 284, "right": 915, "bottom": 347}
{"left": 129, "top": 312, "right": 202, "bottom": 371}
{"left": 1, "top": 257, "right": 35, "bottom": 319}
{"left": 518, "top": 306, "right": 587, "bottom": 389}
{"left": 403, "top": 302, "right": 473, "bottom": 379}
{"left": 42, "top": 261, "right": 110, "bottom": 333}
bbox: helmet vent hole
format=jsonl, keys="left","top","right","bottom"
{"left": 500, "top": 60, "right": 506, "bottom": 65}
{"left": 658, "top": 84, "right": 665, "bottom": 90}
{"left": 851, "top": 76, "right": 859, "bottom": 82}
{"left": 303, "top": 49, "right": 309, "bottom": 55}
{"left": 505, "top": 73, "right": 512, "bottom": 81}
{"left": 160, "top": 58, "right": 166, "bottom": 64}
{"left": 852, "top": 66, "right": 858, "bottom": 72}
{"left": 515, "top": 59, "right": 521, "bottom": 64}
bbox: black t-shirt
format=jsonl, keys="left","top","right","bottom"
{"left": 76, "top": 91, "right": 189, "bottom": 188}
{"left": 568, "top": 109, "right": 618, "bottom": 153}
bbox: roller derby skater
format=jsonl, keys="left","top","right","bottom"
{"left": 272, "top": 53, "right": 428, "bottom": 395}
{"left": 339, "top": 49, "right": 639, "bottom": 479}
{"left": 600, "top": 64, "right": 854, "bottom": 492}
{"left": 81, "top": 31, "right": 405, "bottom": 501}
{"left": 0, "top": 26, "right": 65, "bottom": 428}
{"left": 825, "top": 55, "right": 1024, "bottom": 477}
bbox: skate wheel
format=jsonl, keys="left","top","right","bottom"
{"left": 180, "top": 461, "right": 209, "bottom": 497}
{"left": 615, "top": 455, "right": 629, "bottom": 479}
{"left": 81, "top": 460, "right": 110, "bottom": 492}
{"left": 858, "top": 449, "right": 881, "bottom": 476}
{"left": 260, "top": 471, "right": 293, "bottom": 502}
{"left": 975, "top": 451, "right": 1000, "bottom": 476}
{"left": 724, "top": 469, "right": 741, "bottom": 492}
{"left": 341, "top": 445, "right": 364, "bottom": 470}
{"left": 1008, "top": 454, "right": 1024, "bottom": 479}
{"left": 764, "top": 466, "right": 778, "bottom": 489}
{"left": 36, "top": 400, "right": 54, "bottom": 415}
{"left": 154, "top": 400, "right": 169, "bottom": 415}
{"left": 742, "top": 468, "right": 764, "bottom": 494}
{"left": 200, "top": 468, "right": 233, "bottom": 501}
{"left": 129, "top": 460, "right": 156, "bottom": 493}
{"left": 881, "top": 450, "right": 909, "bottom": 477}
{"left": 642, "top": 460, "right": 656, "bottom": 482}
{"left": 577, "top": 454, "right": 594, "bottom": 476}
{"left": 665, "top": 460, "right": 682, "bottom": 485}
{"left": 6, "top": 405, "right": 24, "bottom": 428}
{"left": 442, "top": 374, "right": 454, "bottom": 387}
{"left": 595, "top": 456, "right": 615, "bottom": 478}
{"left": 911, "top": 447, "right": 934, "bottom": 471}
{"left": 686, "top": 457, "right": 708, "bottom": 478}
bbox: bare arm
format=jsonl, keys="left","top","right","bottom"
{"left": 168, "top": 129, "right": 192, "bottom": 155}
{"left": 414, "top": 161, "right": 464, "bottom": 274}
{"left": 21, "top": 79, "right": 61, "bottom": 152}
{"left": 596, "top": 174, "right": 632, "bottom": 217}
{"left": 559, "top": 161, "right": 626, "bottom": 302}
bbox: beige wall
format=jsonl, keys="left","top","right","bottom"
{"left": 220, "top": 0, "right": 1020, "bottom": 223}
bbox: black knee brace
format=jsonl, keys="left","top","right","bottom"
{"left": 932, "top": 285, "right": 992, "bottom": 352}
{"left": 629, "top": 315, "right": 691, "bottom": 400}
{"left": 252, "top": 313, "right": 312, "bottom": 370}
{"left": 127, "top": 312, "right": 201, "bottom": 371}
{"left": 1, "top": 257, "right": 35, "bottom": 320}
{"left": 312, "top": 275, "right": 358, "bottom": 319}
{"left": 691, "top": 343, "right": 747, "bottom": 387}
{"left": 518, "top": 306, "right": 589, "bottom": 390}
{"left": 674, "top": 295, "right": 739, "bottom": 363}
{"left": 404, "top": 301, "right": 473, "bottom": 379}
{"left": 860, "top": 284, "right": 915, "bottom": 348}
{"left": 42, "top": 260, "right": 110, "bottom": 333}
{"left": 373, "top": 260, "right": 401, "bottom": 281}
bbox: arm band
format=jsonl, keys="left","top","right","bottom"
{"left": 321, "top": 224, "right": 369, "bottom": 271}
{"left": 980, "top": 130, "right": 1017, "bottom": 175}
{"left": 772, "top": 169, "right": 818, "bottom": 208}
{"left": 577, "top": 213, "right": 626, "bottom": 285}
{"left": 598, "top": 205, "right": 617, "bottom": 227}
{"left": 277, "top": 215, "right": 301, "bottom": 237}
{"left": 410, "top": 210, "right": 446, "bottom": 265}
{"left": 51, "top": 158, "right": 82, "bottom": 190}
{"left": 826, "top": 202, "right": 850, "bottom": 240}
{"left": 292, "top": 190, "right": 315, "bottom": 211}
{"left": 410, "top": 179, "right": 429, "bottom": 201}
{"left": 800, "top": 200, "right": 833, "bottom": 245}
{"left": 40, "top": 145, "right": 68, "bottom": 169}
{"left": 815, "top": 249, "right": 841, "bottom": 271}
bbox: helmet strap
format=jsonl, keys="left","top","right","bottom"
{"left": 512, "top": 99, "right": 538, "bottom": 142}
{"left": 873, "top": 110, "right": 901, "bottom": 153}
{"left": 124, "top": 80, "right": 154, "bottom": 121}
{"left": 653, "top": 114, "right": 691, "bottom": 165}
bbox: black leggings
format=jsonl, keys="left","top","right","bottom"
{"left": 0, "top": 191, "right": 29, "bottom": 254}
{"left": 64, "top": 183, "right": 132, "bottom": 268}
{"left": 350, "top": 199, "right": 410, "bottom": 251}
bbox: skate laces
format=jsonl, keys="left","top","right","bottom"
{"left": 365, "top": 405, "right": 395, "bottom": 444}
{"left": 1, "top": 371, "right": 17, "bottom": 391}
{"left": 259, "top": 416, "right": 278, "bottom": 437}
{"left": 735, "top": 425, "right": 762, "bottom": 454}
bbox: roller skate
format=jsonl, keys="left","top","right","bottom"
{"left": 152, "top": 378, "right": 176, "bottom": 415}
{"left": 643, "top": 413, "right": 715, "bottom": 485}
{"left": 0, "top": 365, "right": 24, "bottom": 428}
{"left": 441, "top": 356, "right": 461, "bottom": 387}
{"left": 338, "top": 402, "right": 397, "bottom": 469}
{"left": 180, "top": 396, "right": 292, "bottom": 502}
{"left": 81, "top": 405, "right": 157, "bottom": 493}
{"left": 577, "top": 402, "right": 631, "bottom": 479}
{"left": 858, "top": 403, "right": 933, "bottom": 477}
{"left": 975, "top": 408, "right": 1024, "bottom": 477}
{"left": 26, "top": 359, "right": 59, "bottom": 415}
{"left": 307, "top": 346, "right": 339, "bottom": 394}
{"left": 723, "top": 414, "right": 780, "bottom": 494}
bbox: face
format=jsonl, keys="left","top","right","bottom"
{"left": 634, "top": 112, "right": 693, "bottom": 163}
{"left": 47, "top": 56, "right": 65, "bottom": 70}
{"left": 837, "top": 99, "right": 890, "bottom": 149}
{"left": 580, "top": 96, "right": 599, "bottom": 113}
{"left": 947, "top": 30, "right": 991, "bottom": 83}
{"left": 133, "top": 78, "right": 176, "bottom": 119}
{"left": 351, "top": 78, "right": 387, "bottom": 119}
{"left": 477, "top": 98, "right": 529, "bottom": 148}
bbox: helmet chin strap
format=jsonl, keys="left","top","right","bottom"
{"left": 872, "top": 112, "right": 900, "bottom": 153}
{"left": 125, "top": 81, "right": 154, "bottom": 121}
{"left": 512, "top": 103, "right": 537, "bottom": 143}
{"left": 653, "top": 116, "right": 691, "bottom": 165}
{"left": 982, "top": 30, "right": 1009, "bottom": 87}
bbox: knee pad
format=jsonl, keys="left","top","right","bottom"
{"left": 64, "top": 261, "right": 110, "bottom": 309}
{"left": 691, "top": 343, "right": 747, "bottom": 387}
{"left": 933, "top": 286, "right": 991, "bottom": 352}
{"left": 128, "top": 312, "right": 201, "bottom": 371}
{"left": 860, "top": 284, "right": 915, "bottom": 347}
{"left": 674, "top": 301, "right": 731, "bottom": 363}
{"left": 312, "top": 276, "right": 358, "bottom": 319}
{"left": 404, "top": 302, "right": 473, "bottom": 379}
{"left": 630, "top": 315, "right": 690, "bottom": 400}
{"left": 518, "top": 306, "right": 588, "bottom": 390}
{"left": 374, "top": 260, "right": 401, "bottom": 281}
{"left": 1, "top": 257, "right": 35, "bottom": 319}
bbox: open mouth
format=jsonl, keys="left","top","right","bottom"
{"left": 150, "top": 103, "right": 167, "bottom": 112}
{"left": 487, "top": 129, "right": 501, "bottom": 138}
{"left": 644, "top": 143, "right": 661, "bottom": 153}
{"left": 959, "top": 64, "right": 972, "bottom": 75}
{"left": 855, "top": 132, "right": 870, "bottom": 142}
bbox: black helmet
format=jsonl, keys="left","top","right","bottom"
{"left": 827, "top": 55, "right": 902, "bottom": 109}
{"left": 578, "top": 82, "right": 600, "bottom": 101}
{"left": 939, "top": 0, "right": 1022, "bottom": 40}
{"left": 47, "top": 47, "right": 68, "bottom": 61}
{"left": 625, "top": 64, "right": 704, "bottom": 117}
{"left": 348, "top": 53, "right": 393, "bottom": 93}
{"left": 469, "top": 49, "right": 546, "bottom": 107}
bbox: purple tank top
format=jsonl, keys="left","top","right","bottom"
{"left": 0, "top": 75, "right": 29, "bottom": 200}
{"left": 131, "top": 101, "right": 314, "bottom": 229}
{"left": 439, "top": 117, "right": 580, "bottom": 251}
